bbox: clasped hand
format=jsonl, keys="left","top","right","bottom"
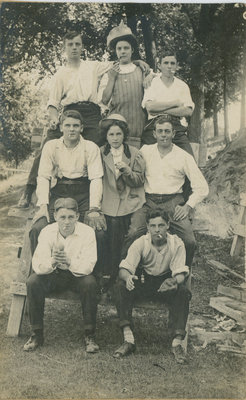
{"left": 158, "top": 277, "right": 178, "bottom": 293}
{"left": 173, "top": 204, "right": 191, "bottom": 221}
{"left": 115, "top": 161, "right": 131, "bottom": 175}
{"left": 52, "top": 249, "right": 70, "bottom": 267}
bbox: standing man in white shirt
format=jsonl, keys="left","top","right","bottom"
{"left": 24, "top": 197, "right": 100, "bottom": 353}
{"left": 122, "top": 115, "right": 209, "bottom": 268}
{"left": 29, "top": 109, "right": 106, "bottom": 278}
{"left": 18, "top": 31, "right": 112, "bottom": 208}
{"left": 141, "top": 51, "right": 194, "bottom": 156}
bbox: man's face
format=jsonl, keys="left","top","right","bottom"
{"left": 116, "top": 40, "right": 133, "bottom": 65}
{"left": 64, "top": 35, "right": 82, "bottom": 61}
{"left": 153, "top": 122, "right": 175, "bottom": 148}
{"left": 60, "top": 117, "right": 82, "bottom": 143}
{"left": 160, "top": 56, "right": 177, "bottom": 78}
{"left": 54, "top": 208, "right": 79, "bottom": 238}
{"left": 147, "top": 216, "right": 169, "bottom": 245}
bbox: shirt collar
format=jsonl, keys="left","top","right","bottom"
{"left": 110, "top": 144, "right": 124, "bottom": 157}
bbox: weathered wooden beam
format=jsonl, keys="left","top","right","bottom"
{"left": 217, "top": 345, "right": 246, "bottom": 355}
{"left": 6, "top": 295, "right": 26, "bottom": 337}
{"left": 191, "top": 327, "right": 246, "bottom": 345}
{"left": 207, "top": 259, "right": 245, "bottom": 280}
{"left": 210, "top": 296, "right": 246, "bottom": 326}
{"left": 230, "top": 206, "right": 246, "bottom": 257}
{"left": 217, "top": 284, "right": 246, "bottom": 303}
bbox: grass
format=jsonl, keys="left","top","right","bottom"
{"left": 0, "top": 183, "right": 245, "bottom": 399}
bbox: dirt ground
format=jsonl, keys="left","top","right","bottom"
{"left": 0, "top": 177, "right": 245, "bottom": 399}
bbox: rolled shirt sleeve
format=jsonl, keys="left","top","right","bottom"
{"left": 183, "top": 154, "right": 209, "bottom": 209}
{"left": 36, "top": 141, "right": 56, "bottom": 206}
{"left": 119, "top": 237, "right": 144, "bottom": 275}
{"left": 169, "top": 235, "right": 189, "bottom": 278}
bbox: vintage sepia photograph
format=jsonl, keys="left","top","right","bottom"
{"left": 0, "top": 1, "right": 245, "bottom": 399}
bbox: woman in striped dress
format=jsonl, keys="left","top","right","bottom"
{"left": 98, "top": 21, "right": 146, "bottom": 149}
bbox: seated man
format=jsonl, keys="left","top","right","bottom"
{"left": 122, "top": 115, "right": 209, "bottom": 268}
{"left": 141, "top": 51, "right": 194, "bottom": 156}
{"left": 30, "top": 109, "right": 106, "bottom": 278}
{"left": 24, "top": 198, "right": 99, "bottom": 353}
{"left": 114, "top": 209, "right": 191, "bottom": 364}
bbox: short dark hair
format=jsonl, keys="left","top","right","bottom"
{"left": 159, "top": 51, "right": 177, "bottom": 63}
{"left": 54, "top": 197, "right": 79, "bottom": 213}
{"left": 154, "top": 115, "right": 173, "bottom": 130}
{"left": 63, "top": 31, "right": 82, "bottom": 45}
{"left": 60, "top": 110, "right": 83, "bottom": 125}
{"left": 101, "top": 120, "right": 129, "bottom": 143}
{"left": 146, "top": 209, "right": 170, "bottom": 225}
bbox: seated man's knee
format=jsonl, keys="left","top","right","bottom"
{"left": 79, "top": 274, "right": 97, "bottom": 291}
{"left": 26, "top": 273, "right": 43, "bottom": 293}
{"left": 29, "top": 217, "right": 48, "bottom": 240}
{"left": 177, "top": 285, "right": 192, "bottom": 302}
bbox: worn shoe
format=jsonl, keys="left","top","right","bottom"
{"left": 23, "top": 333, "right": 44, "bottom": 352}
{"left": 113, "top": 341, "right": 136, "bottom": 358}
{"left": 172, "top": 344, "right": 187, "bottom": 364}
{"left": 85, "top": 336, "right": 99, "bottom": 353}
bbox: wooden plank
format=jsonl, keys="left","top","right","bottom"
{"left": 210, "top": 296, "right": 246, "bottom": 326}
{"left": 6, "top": 295, "right": 26, "bottom": 337}
{"left": 217, "top": 285, "right": 246, "bottom": 303}
{"left": 240, "top": 193, "right": 246, "bottom": 207}
{"left": 233, "top": 224, "right": 246, "bottom": 238}
{"left": 230, "top": 206, "right": 246, "bottom": 257}
{"left": 217, "top": 345, "right": 246, "bottom": 355}
{"left": 207, "top": 259, "right": 245, "bottom": 280}
{"left": 191, "top": 328, "right": 246, "bottom": 345}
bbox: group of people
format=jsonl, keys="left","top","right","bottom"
{"left": 21, "top": 23, "right": 209, "bottom": 365}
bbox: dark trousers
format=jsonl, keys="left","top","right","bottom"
{"left": 29, "top": 179, "right": 106, "bottom": 277}
{"left": 114, "top": 273, "right": 191, "bottom": 339}
{"left": 121, "top": 193, "right": 196, "bottom": 267}
{"left": 26, "top": 270, "right": 98, "bottom": 334}
{"left": 26, "top": 101, "right": 103, "bottom": 188}
{"left": 104, "top": 214, "right": 132, "bottom": 283}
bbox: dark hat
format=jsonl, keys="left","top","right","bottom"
{"left": 54, "top": 198, "right": 78, "bottom": 212}
{"left": 107, "top": 20, "right": 137, "bottom": 50}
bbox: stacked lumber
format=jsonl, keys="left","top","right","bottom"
{"left": 210, "top": 284, "right": 246, "bottom": 327}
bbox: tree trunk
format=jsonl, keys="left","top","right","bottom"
{"left": 240, "top": 43, "right": 246, "bottom": 131}
{"left": 223, "top": 65, "right": 231, "bottom": 144}
{"left": 189, "top": 53, "right": 207, "bottom": 166}
{"left": 140, "top": 15, "right": 156, "bottom": 70}
{"left": 213, "top": 109, "right": 219, "bottom": 137}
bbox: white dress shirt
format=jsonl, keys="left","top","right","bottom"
{"left": 36, "top": 137, "right": 103, "bottom": 208}
{"left": 47, "top": 60, "right": 112, "bottom": 109}
{"left": 142, "top": 75, "right": 194, "bottom": 122}
{"left": 32, "top": 222, "right": 97, "bottom": 277}
{"left": 120, "top": 232, "right": 189, "bottom": 277}
{"left": 140, "top": 144, "right": 209, "bottom": 209}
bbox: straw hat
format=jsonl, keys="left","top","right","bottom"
{"left": 100, "top": 113, "right": 128, "bottom": 131}
{"left": 107, "top": 20, "right": 137, "bottom": 50}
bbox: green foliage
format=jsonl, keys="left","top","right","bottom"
{"left": 0, "top": 1, "right": 245, "bottom": 163}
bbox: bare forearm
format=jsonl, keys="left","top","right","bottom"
{"left": 119, "top": 268, "right": 131, "bottom": 282}
{"left": 175, "top": 273, "right": 186, "bottom": 285}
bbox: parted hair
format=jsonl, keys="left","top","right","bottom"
{"left": 146, "top": 209, "right": 170, "bottom": 225}
{"left": 101, "top": 120, "right": 129, "bottom": 143}
{"left": 63, "top": 31, "right": 82, "bottom": 44}
{"left": 60, "top": 110, "right": 83, "bottom": 125}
